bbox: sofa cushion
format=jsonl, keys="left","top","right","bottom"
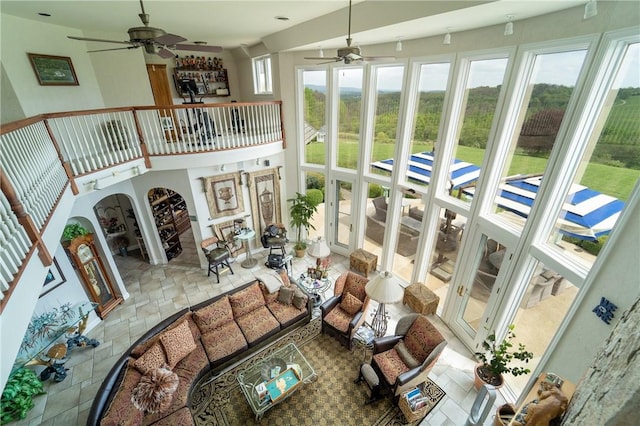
{"left": 131, "top": 366, "right": 179, "bottom": 414}
{"left": 149, "top": 407, "right": 194, "bottom": 426}
{"left": 160, "top": 320, "right": 197, "bottom": 368}
{"left": 172, "top": 341, "right": 208, "bottom": 383}
{"left": 100, "top": 362, "right": 144, "bottom": 426}
{"left": 277, "top": 286, "right": 295, "bottom": 305}
{"left": 229, "top": 282, "right": 265, "bottom": 317}
{"left": 373, "top": 349, "right": 410, "bottom": 386}
{"left": 292, "top": 288, "right": 308, "bottom": 310}
{"left": 193, "top": 296, "right": 233, "bottom": 335}
{"left": 200, "top": 321, "right": 248, "bottom": 363}
{"left": 323, "top": 306, "right": 352, "bottom": 333}
{"left": 133, "top": 342, "right": 168, "bottom": 376}
{"left": 131, "top": 312, "right": 200, "bottom": 358}
{"left": 340, "top": 292, "right": 363, "bottom": 315}
{"left": 236, "top": 305, "right": 280, "bottom": 345}
{"left": 395, "top": 340, "right": 420, "bottom": 368}
{"left": 267, "top": 301, "right": 307, "bottom": 328}
{"left": 260, "top": 282, "right": 280, "bottom": 305}
{"left": 403, "top": 316, "right": 443, "bottom": 364}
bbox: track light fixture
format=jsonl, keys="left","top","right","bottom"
{"left": 396, "top": 38, "right": 403, "bottom": 52}
{"left": 584, "top": 0, "right": 597, "bottom": 19}
{"left": 504, "top": 15, "right": 514, "bottom": 36}
{"left": 443, "top": 28, "right": 452, "bottom": 45}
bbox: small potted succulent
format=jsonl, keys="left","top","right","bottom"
{"left": 474, "top": 324, "right": 533, "bottom": 389}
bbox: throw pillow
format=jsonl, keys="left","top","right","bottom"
{"left": 131, "top": 366, "right": 179, "bottom": 413}
{"left": 277, "top": 286, "right": 295, "bottom": 305}
{"left": 159, "top": 320, "right": 197, "bottom": 368}
{"left": 133, "top": 342, "right": 167, "bottom": 375}
{"left": 259, "top": 271, "right": 284, "bottom": 293}
{"left": 340, "top": 292, "right": 363, "bottom": 315}
{"left": 292, "top": 288, "right": 308, "bottom": 310}
{"left": 193, "top": 296, "right": 233, "bottom": 334}
{"left": 395, "top": 340, "right": 420, "bottom": 368}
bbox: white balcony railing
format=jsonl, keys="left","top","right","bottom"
{"left": 0, "top": 101, "right": 284, "bottom": 311}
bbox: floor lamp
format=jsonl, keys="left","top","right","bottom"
{"left": 365, "top": 271, "right": 404, "bottom": 337}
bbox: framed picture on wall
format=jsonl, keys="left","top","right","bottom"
{"left": 27, "top": 53, "right": 79, "bottom": 86}
{"left": 40, "top": 258, "right": 66, "bottom": 297}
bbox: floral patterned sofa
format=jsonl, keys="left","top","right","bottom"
{"left": 88, "top": 272, "right": 311, "bottom": 426}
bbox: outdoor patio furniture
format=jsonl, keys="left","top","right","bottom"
{"left": 365, "top": 216, "right": 419, "bottom": 257}
{"left": 372, "top": 196, "right": 388, "bottom": 221}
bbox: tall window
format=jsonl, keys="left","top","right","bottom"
{"left": 336, "top": 67, "right": 364, "bottom": 170}
{"left": 252, "top": 55, "right": 272, "bottom": 94}
{"left": 302, "top": 70, "right": 327, "bottom": 165}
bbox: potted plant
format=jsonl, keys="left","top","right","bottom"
{"left": 288, "top": 192, "right": 320, "bottom": 257}
{"left": 0, "top": 368, "right": 46, "bottom": 424}
{"left": 474, "top": 324, "right": 533, "bottom": 389}
{"left": 61, "top": 223, "right": 89, "bottom": 243}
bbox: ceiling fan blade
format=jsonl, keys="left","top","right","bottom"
{"left": 156, "top": 47, "right": 175, "bottom": 59}
{"left": 87, "top": 46, "right": 140, "bottom": 53}
{"left": 304, "top": 56, "right": 341, "bottom": 61}
{"left": 68, "top": 35, "right": 132, "bottom": 45}
{"left": 155, "top": 33, "right": 187, "bottom": 45}
{"left": 173, "top": 44, "right": 223, "bottom": 53}
{"left": 361, "top": 56, "right": 397, "bottom": 61}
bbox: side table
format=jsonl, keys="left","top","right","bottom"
{"left": 352, "top": 325, "right": 375, "bottom": 363}
{"left": 350, "top": 249, "right": 377, "bottom": 277}
{"left": 235, "top": 229, "right": 257, "bottom": 268}
{"left": 403, "top": 283, "right": 439, "bottom": 315}
{"left": 298, "top": 274, "right": 331, "bottom": 307}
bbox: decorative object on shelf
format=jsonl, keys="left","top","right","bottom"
{"left": 247, "top": 168, "right": 283, "bottom": 244}
{"left": 0, "top": 368, "right": 45, "bottom": 424}
{"left": 288, "top": 192, "right": 320, "bottom": 257}
{"left": 27, "top": 53, "right": 78, "bottom": 86}
{"left": 40, "top": 257, "right": 66, "bottom": 297}
{"left": 173, "top": 54, "right": 229, "bottom": 99}
{"left": 66, "top": 234, "right": 123, "bottom": 318}
{"left": 365, "top": 271, "right": 404, "bottom": 337}
{"left": 203, "top": 172, "right": 244, "bottom": 218}
{"left": 474, "top": 324, "right": 533, "bottom": 389}
{"left": 592, "top": 296, "right": 617, "bottom": 324}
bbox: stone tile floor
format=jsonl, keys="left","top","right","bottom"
{"left": 14, "top": 243, "right": 510, "bottom": 426}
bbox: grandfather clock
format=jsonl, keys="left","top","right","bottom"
{"left": 67, "top": 234, "right": 122, "bottom": 319}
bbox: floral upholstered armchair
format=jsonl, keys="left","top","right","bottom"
{"left": 320, "top": 271, "right": 370, "bottom": 349}
{"left": 371, "top": 314, "right": 446, "bottom": 397}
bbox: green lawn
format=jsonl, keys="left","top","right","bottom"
{"left": 306, "top": 140, "right": 639, "bottom": 200}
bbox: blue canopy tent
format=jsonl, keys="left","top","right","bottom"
{"left": 371, "top": 152, "right": 481, "bottom": 191}
{"left": 463, "top": 175, "right": 624, "bottom": 241}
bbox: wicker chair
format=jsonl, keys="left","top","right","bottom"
{"left": 200, "top": 236, "right": 234, "bottom": 283}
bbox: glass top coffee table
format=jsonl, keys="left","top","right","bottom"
{"left": 237, "top": 343, "right": 316, "bottom": 421}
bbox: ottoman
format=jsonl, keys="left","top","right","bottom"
{"left": 354, "top": 363, "right": 382, "bottom": 404}
{"left": 350, "top": 249, "right": 377, "bottom": 277}
{"left": 403, "top": 283, "right": 439, "bottom": 315}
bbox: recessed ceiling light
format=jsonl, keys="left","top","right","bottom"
{"left": 274, "top": 16, "right": 289, "bottom": 21}
{"left": 38, "top": 12, "right": 51, "bottom": 17}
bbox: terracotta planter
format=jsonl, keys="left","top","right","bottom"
{"left": 474, "top": 362, "right": 504, "bottom": 390}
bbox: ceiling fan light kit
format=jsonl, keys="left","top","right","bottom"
{"left": 67, "top": 0, "right": 222, "bottom": 56}
{"left": 304, "top": 0, "right": 395, "bottom": 64}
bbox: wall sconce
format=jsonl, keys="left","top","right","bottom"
{"left": 220, "top": 164, "right": 226, "bottom": 171}
{"left": 504, "top": 15, "right": 514, "bottom": 36}
{"left": 256, "top": 158, "right": 261, "bottom": 166}
{"left": 584, "top": 0, "right": 597, "bottom": 19}
{"left": 318, "top": 46, "right": 324, "bottom": 58}
{"left": 443, "top": 29, "right": 452, "bottom": 45}
{"left": 395, "top": 38, "right": 403, "bottom": 52}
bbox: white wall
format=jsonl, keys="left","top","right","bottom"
{"left": 0, "top": 14, "right": 105, "bottom": 116}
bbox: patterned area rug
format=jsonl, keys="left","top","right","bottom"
{"left": 191, "top": 319, "right": 445, "bottom": 425}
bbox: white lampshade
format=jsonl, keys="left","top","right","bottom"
{"left": 307, "top": 237, "right": 330, "bottom": 258}
{"left": 365, "top": 271, "right": 404, "bottom": 304}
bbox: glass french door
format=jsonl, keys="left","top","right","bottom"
{"left": 333, "top": 179, "right": 354, "bottom": 250}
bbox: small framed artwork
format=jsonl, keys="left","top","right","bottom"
{"left": 40, "top": 258, "right": 66, "bottom": 297}
{"left": 27, "top": 53, "right": 79, "bottom": 86}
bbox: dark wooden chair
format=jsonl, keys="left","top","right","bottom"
{"left": 200, "top": 236, "right": 233, "bottom": 283}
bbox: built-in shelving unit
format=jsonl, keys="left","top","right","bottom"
{"left": 148, "top": 188, "right": 191, "bottom": 261}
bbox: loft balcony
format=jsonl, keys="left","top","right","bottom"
{"left": 0, "top": 101, "right": 285, "bottom": 312}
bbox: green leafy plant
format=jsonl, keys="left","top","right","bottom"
{"left": 1, "top": 368, "right": 46, "bottom": 424}
{"left": 288, "top": 192, "right": 320, "bottom": 251}
{"left": 475, "top": 324, "right": 533, "bottom": 386}
{"left": 61, "top": 223, "right": 89, "bottom": 242}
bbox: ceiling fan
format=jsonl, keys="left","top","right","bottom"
{"left": 304, "top": 0, "right": 395, "bottom": 64}
{"left": 67, "top": 0, "right": 222, "bottom": 58}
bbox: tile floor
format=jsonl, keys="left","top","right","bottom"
{"left": 15, "top": 234, "right": 510, "bottom": 426}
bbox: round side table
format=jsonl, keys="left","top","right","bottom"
{"left": 235, "top": 229, "right": 257, "bottom": 268}
{"left": 298, "top": 274, "right": 331, "bottom": 307}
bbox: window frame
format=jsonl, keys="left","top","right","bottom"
{"left": 252, "top": 54, "right": 273, "bottom": 95}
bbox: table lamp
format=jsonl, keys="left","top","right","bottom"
{"left": 307, "top": 237, "right": 331, "bottom": 278}
{"left": 365, "top": 271, "right": 404, "bottom": 337}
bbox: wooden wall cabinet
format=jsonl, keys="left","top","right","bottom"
{"left": 67, "top": 234, "right": 122, "bottom": 319}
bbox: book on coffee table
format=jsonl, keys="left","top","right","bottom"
{"left": 265, "top": 368, "right": 301, "bottom": 403}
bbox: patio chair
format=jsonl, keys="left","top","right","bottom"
{"left": 320, "top": 271, "right": 370, "bottom": 349}
{"left": 200, "top": 236, "right": 234, "bottom": 283}
{"left": 371, "top": 314, "right": 447, "bottom": 397}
